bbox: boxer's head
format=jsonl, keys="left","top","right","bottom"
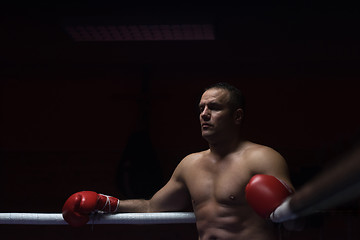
{"left": 204, "top": 82, "right": 245, "bottom": 114}
{"left": 199, "top": 82, "right": 245, "bottom": 141}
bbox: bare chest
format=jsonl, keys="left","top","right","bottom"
{"left": 185, "top": 159, "right": 252, "bottom": 206}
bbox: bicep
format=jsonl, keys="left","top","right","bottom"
{"left": 149, "top": 167, "right": 191, "bottom": 212}
{"left": 253, "top": 148, "right": 294, "bottom": 190}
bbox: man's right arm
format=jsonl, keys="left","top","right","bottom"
{"left": 62, "top": 157, "right": 192, "bottom": 226}
{"left": 118, "top": 158, "right": 192, "bottom": 213}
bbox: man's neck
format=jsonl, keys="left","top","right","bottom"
{"left": 208, "top": 135, "right": 244, "bottom": 158}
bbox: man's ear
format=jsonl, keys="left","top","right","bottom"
{"left": 234, "top": 108, "right": 244, "bottom": 124}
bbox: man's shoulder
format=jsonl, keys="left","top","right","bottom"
{"left": 172, "top": 150, "right": 209, "bottom": 179}
{"left": 182, "top": 149, "right": 209, "bottom": 162}
{"left": 176, "top": 149, "right": 209, "bottom": 169}
{"left": 242, "top": 141, "right": 274, "bottom": 152}
{"left": 241, "top": 141, "right": 287, "bottom": 173}
{"left": 242, "top": 141, "right": 283, "bottom": 162}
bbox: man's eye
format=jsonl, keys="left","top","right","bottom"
{"left": 209, "top": 105, "right": 221, "bottom": 110}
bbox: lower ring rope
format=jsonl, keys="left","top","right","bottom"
{"left": 0, "top": 212, "right": 196, "bottom": 225}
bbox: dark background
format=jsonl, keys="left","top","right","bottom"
{"left": 1, "top": 1, "right": 360, "bottom": 239}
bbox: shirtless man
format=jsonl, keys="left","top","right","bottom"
{"left": 63, "top": 82, "right": 294, "bottom": 239}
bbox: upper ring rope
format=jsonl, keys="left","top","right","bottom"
{"left": 0, "top": 212, "right": 196, "bottom": 225}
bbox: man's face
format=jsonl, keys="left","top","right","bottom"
{"left": 198, "top": 88, "right": 235, "bottom": 140}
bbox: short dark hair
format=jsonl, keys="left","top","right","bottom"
{"left": 205, "top": 82, "right": 246, "bottom": 112}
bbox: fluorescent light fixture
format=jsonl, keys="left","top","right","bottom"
{"left": 64, "top": 24, "right": 215, "bottom": 41}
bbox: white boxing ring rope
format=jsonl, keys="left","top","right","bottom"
{"left": 0, "top": 212, "right": 196, "bottom": 225}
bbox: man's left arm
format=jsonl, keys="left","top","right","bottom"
{"left": 253, "top": 146, "right": 294, "bottom": 190}
{"left": 246, "top": 146, "right": 304, "bottom": 230}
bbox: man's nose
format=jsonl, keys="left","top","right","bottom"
{"left": 200, "top": 108, "right": 210, "bottom": 120}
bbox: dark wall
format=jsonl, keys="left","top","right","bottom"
{"left": 1, "top": 61, "right": 359, "bottom": 209}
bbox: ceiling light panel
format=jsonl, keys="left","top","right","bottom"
{"left": 64, "top": 24, "right": 215, "bottom": 41}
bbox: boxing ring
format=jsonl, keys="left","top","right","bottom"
{"left": 0, "top": 212, "right": 196, "bottom": 225}
{"left": 1, "top": 143, "right": 359, "bottom": 240}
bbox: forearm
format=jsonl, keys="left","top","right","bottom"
{"left": 117, "top": 199, "right": 152, "bottom": 213}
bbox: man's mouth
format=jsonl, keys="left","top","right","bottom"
{"left": 202, "top": 123, "right": 212, "bottom": 129}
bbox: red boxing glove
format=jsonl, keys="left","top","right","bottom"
{"left": 245, "top": 174, "right": 293, "bottom": 218}
{"left": 62, "top": 191, "right": 120, "bottom": 227}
